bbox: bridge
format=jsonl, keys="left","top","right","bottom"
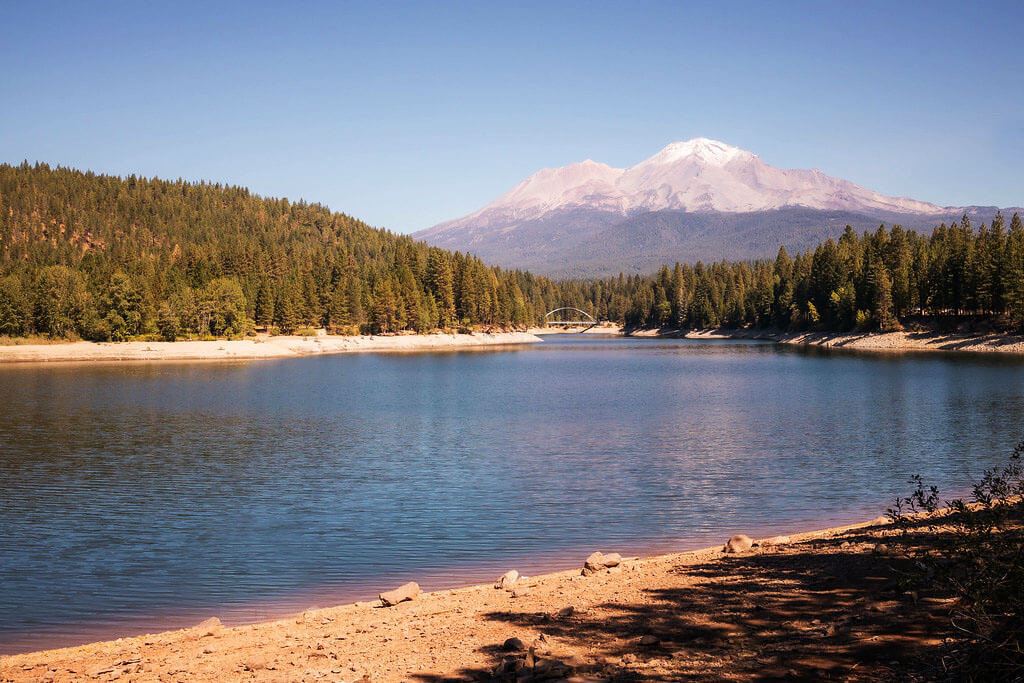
{"left": 544, "top": 307, "right": 598, "bottom": 332}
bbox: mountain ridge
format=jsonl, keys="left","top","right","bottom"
{"left": 416, "top": 139, "right": 1019, "bottom": 277}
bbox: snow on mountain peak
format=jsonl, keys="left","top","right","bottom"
{"left": 648, "top": 138, "right": 749, "bottom": 166}
{"left": 434, "top": 139, "right": 947, "bottom": 229}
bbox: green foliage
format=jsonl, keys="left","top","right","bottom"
{"left": 200, "top": 277, "right": 249, "bottom": 338}
{"left": 100, "top": 270, "right": 143, "bottom": 341}
{"left": 3, "top": 163, "right": 1022, "bottom": 340}
{"left": 0, "top": 275, "right": 28, "bottom": 336}
{"left": 156, "top": 302, "right": 179, "bottom": 342}
{"left": 0, "top": 163, "right": 565, "bottom": 340}
{"left": 889, "top": 442, "right": 1024, "bottom": 679}
{"left": 603, "top": 214, "right": 1024, "bottom": 333}
{"left": 34, "top": 265, "right": 89, "bottom": 338}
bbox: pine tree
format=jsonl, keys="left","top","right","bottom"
{"left": 0, "top": 275, "right": 28, "bottom": 336}
{"left": 427, "top": 250, "right": 456, "bottom": 329}
{"left": 34, "top": 266, "right": 90, "bottom": 338}
{"left": 254, "top": 279, "right": 275, "bottom": 328}
{"left": 1005, "top": 213, "right": 1024, "bottom": 328}
{"left": 371, "top": 277, "right": 399, "bottom": 334}
{"left": 870, "top": 264, "right": 899, "bottom": 331}
{"left": 157, "top": 302, "right": 179, "bottom": 341}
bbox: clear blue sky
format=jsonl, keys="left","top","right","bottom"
{"left": 2, "top": 1, "right": 1022, "bottom": 233}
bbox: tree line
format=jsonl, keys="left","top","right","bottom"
{"left": 559, "top": 215, "right": 1024, "bottom": 333}
{"left": 2, "top": 162, "right": 1022, "bottom": 341}
{"left": 0, "top": 162, "right": 566, "bottom": 340}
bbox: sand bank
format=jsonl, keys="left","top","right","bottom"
{"left": 0, "top": 513, "right": 951, "bottom": 681}
{"left": 777, "top": 329, "right": 1024, "bottom": 354}
{"left": 628, "top": 327, "right": 1024, "bottom": 355}
{"left": 0, "top": 332, "right": 542, "bottom": 364}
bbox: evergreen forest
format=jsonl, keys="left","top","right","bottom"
{"left": 1, "top": 162, "right": 1022, "bottom": 341}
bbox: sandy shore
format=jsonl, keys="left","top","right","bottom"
{"left": 777, "top": 329, "right": 1024, "bottom": 354}
{"left": 628, "top": 327, "right": 1024, "bottom": 355}
{"left": 0, "top": 513, "right": 955, "bottom": 682}
{"left": 0, "top": 332, "right": 542, "bottom": 364}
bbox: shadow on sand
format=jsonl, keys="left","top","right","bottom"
{"left": 413, "top": 524, "right": 954, "bottom": 681}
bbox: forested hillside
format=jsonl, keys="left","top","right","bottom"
{"left": 558, "top": 215, "right": 1024, "bottom": 332}
{"left": 0, "top": 163, "right": 565, "bottom": 340}
{"left": 1, "top": 162, "right": 1021, "bottom": 342}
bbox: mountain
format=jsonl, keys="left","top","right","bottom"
{"left": 416, "top": 139, "right": 1015, "bottom": 277}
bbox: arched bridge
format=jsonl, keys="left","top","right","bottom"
{"left": 544, "top": 307, "right": 598, "bottom": 332}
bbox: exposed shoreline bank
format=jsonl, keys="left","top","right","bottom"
{"left": 626, "top": 326, "right": 1024, "bottom": 355}
{"left": 5, "top": 327, "right": 1021, "bottom": 364}
{"left": 0, "top": 332, "right": 542, "bottom": 364}
{"left": 0, "top": 511, "right": 946, "bottom": 681}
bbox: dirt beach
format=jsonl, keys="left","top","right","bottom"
{"left": 0, "top": 332, "right": 542, "bottom": 364}
{"left": 628, "top": 327, "right": 1024, "bottom": 355}
{"left": 776, "top": 329, "right": 1024, "bottom": 354}
{"left": 0, "top": 515, "right": 954, "bottom": 682}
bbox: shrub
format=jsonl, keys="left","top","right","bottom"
{"left": 889, "top": 440, "right": 1024, "bottom": 679}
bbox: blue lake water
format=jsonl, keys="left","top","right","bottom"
{"left": 1, "top": 335, "right": 1022, "bottom": 653}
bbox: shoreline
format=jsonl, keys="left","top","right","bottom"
{"left": 526, "top": 324, "right": 623, "bottom": 335}
{"left": 0, "top": 504, "right": 880, "bottom": 657}
{"left": 0, "top": 332, "right": 542, "bottom": 364}
{"left": 626, "top": 326, "right": 1024, "bottom": 355}
{"left": 0, "top": 511, "right": 942, "bottom": 681}
{"left": 5, "top": 326, "right": 1021, "bottom": 364}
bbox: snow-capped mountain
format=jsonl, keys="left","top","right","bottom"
{"left": 415, "top": 139, "right": 1005, "bottom": 277}
{"left": 430, "top": 138, "right": 945, "bottom": 225}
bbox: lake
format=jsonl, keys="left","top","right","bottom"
{"left": 1, "top": 335, "right": 1022, "bottom": 653}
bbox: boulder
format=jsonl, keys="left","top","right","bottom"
{"left": 379, "top": 581, "right": 420, "bottom": 606}
{"left": 194, "top": 617, "right": 221, "bottom": 637}
{"left": 242, "top": 656, "right": 268, "bottom": 671}
{"left": 502, "top": 637, "right": 526, "bottom": 652}
{"left": 495, "top": 569, "right": 519, "bottom": 590}
{"left": 724, "top": 534, "right": 753, "bottom": 553}
{"left": 582, "top": 551, "right": 622, "bottom": 575}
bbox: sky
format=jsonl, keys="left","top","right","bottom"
{"left": 2, "top": 0, "right": 1023, "bottom": 234}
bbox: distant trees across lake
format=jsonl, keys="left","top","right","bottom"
{"left": 1, "top": 162, "right": 1022, "bottom": 341}
{"left": 558, "top": 214, "right": 1024, "bottom": 333}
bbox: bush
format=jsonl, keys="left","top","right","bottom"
{"left": 854, "top": 309, "right": 872, "bottom": 331}
{"left": 80, "top": 311, "right": 110, "bottom": 342}
{"left": 889, "top": 440, "right": 1024, "bottom": 679}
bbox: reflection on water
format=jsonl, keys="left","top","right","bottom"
{"left": 1, "top": 336, "right": 1022, "bottom": 653}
